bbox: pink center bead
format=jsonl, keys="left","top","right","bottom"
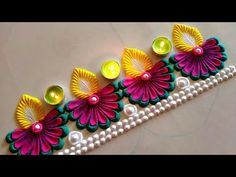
{"left": 88, "top": 94, "right": 100, "bottom": 105}
{"left": 192, "top": 46, "right": 204, "bottom": 56}
{"left": 32, "top": 122, "right": 43, "bottom": 134}
{"left": 141, "top": 72, "right": 151, "bottom": 81}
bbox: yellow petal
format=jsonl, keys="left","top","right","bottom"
{"left": 172, "top": 24, "right": 204, "bottom": 52}
{"left": 15, "top": 94, "right": 45, "bottom": 129}
{"left": 71, "top": 68, "right": 99, "bottom": 99}
{"left": 121, "top": 48, "right": 153, "bottom": 78}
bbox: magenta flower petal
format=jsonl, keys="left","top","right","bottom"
{"left": 44, "top": 127, "right": 63, "bottom": 137}
{"left": 88, "top": 108, "right": 98, "bottom": 126}
{"left": 19, "top": 136, "right": 34, "bottom": 155}
{"left": 99, "top": 85, "right": 115, "bottom": 95}
{"left": 100, "top": 93, "right": 118, "bottom": 102}
{"left": 11, "top": 128, "right": 29, "bottom": 139}
{"left": 151, "top": 74, "right": 171, "bottom": 81}
{"left": 101, "top": 102, "right": 119, "bottom": 110}
{"left": 202, "top": 59, "right": 217, "bottom": 71}
{"left": 123, "top": 77, "right": 136, "bottom": 87}
{"left": 44, "top": 133, "right": 59, "bottom": 145}
{"left": 43, "top": 109, "right": 59, "bottom": 122}
{"left": 31, "top": 137, "right": 40, "bottom": 155}
{"left": 72, "top": 101, "right": 88, "bottom": 119}
{"left": 40, "top": 136, "right": 51, "bottom": 153}
{"left": 191, "top": 60, "right": 201, "bottom": 76}
{"left": 67, "top": 99, "right": 86, "bottom": 110}
{"left": 14, "top": 131, "right": 32, "bottom": 149}
{"left": 78, "top": 106, "right": 90, "bottom": 125}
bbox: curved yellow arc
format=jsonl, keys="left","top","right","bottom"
{"left": 173, "top": 24, "right": 204, "bottom": 52}
{"left": 121, "top": 48, "right": 153, "bottom": 78}
{"left": 15, "top": 94, "right": 45, "bottom": 129}
{"left": 71, "top": 68, "right": 99, "bottom": 99}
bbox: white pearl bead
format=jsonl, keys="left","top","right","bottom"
{"left": 122, "top": 119, "right": 129, "bottom": 125}
{"left": 172, "top": 93, "right": 179, "bottom": 100}
{"left": 199, "top": 80, "right": 206, "bottom": 86}
{"left": 111, "top": 131, "right": 118, "bottom": 137}
{"left": 205, "top": 78, "right": 211, "bottom": 84}
{"left": 175, "top": 77, "right": 190, "bottom": 89}
{"left": 94, "top": 140, "right": 100, "bottom": 147}
{"left": 209, "top": 76, "right": 215, "bottom": 80}
{"left": 215, "top": 73, "right": 221, "bottom": 79}
{"left": 87, "top": 137, "right": 93, "bottom": 144}
{"left": 155, "top": 102, "right": 162, "bottom": 109}
{"left": 106, "top": 134, "right": 112, "bottom": 141}
{"left": 70, "top": 147, "right": 75, "bottom": 151}
{"left": 130, "top": 121, "right": 136, "bottom": 128}
{"left": 99, "top": 131, "right": 106, "bottom": 137}
{"left": 229, "top": 66, "right": 236, "bottom": 72}
{"left": 233, "top": 70, "right": 236, "bottom": 76}
{"left": 161, "top": 99, "right": 168, "bottom": 106}
{"left": 93, "top": 134, "right": 99, "bottom": 140}
{"left": 187, "top": 93, "right": 193, "bottom": 100}
{"left": 194, "top": 83, "right": 200, "bottom": 89}
{"left": 220, "top": 70, "right": 226, "bottom": 76}
{"left": 70, "top": 152, "right": 75, "bottom": 155}
{"left": 181, "top": 96, "right": 187, "bottom": 103}
{"left": 133, "top": 114, "right": 139, "bottom": 120}
{"left": 116, "top": 121, "right": 123, "bottom": 128}
{"left": 136, "top": 118, "right": 142, "bottom": 125}
{"left": 176, "top": 99, "right": 182, "bottom": 105}
{"left": 141, "top": 115, "right": 149, "bottom": 121}
{"left": 148, "top": 112, "right": 155, "bottom": 118}
{"left": 105, "top": 128, "right": 112, "bottom": 135}
{"left": 68, "top": 131, "right": 83, "bottom": 145}
{"left": 179, "top": 91, "right": 185, "bottom": 97}
{"left": 144, "top": 108, "right": 151, "bottom": 115}
{"left": 76, "top": 150, "right": 81, "bottom": 155}
{"left": 58, "top": 152, "right": 64, "bottom": 155}
{"left": 138, "top": 111, "right": 145, "bottom": 118}
{"left": 197, "top": 88, "right": 203, "bottom": 94}
{"left": 88, "top": 143, "right": 95, "bottom": 150}
{"left": 100, "top": 137, "right": 106, "bottom": 144}
{"left": 212, "top": 79, "right": 218, "bottom": 86}
{"left": 170, "top": 100, "right": 177, "bottom": 108}
{"left": 81, "top": 147, "right": 88, "bottom": 153}
{"left": 150, "top": 105, "right": 156, "bottom": 112}
{"left": 81, "top": 140, "right": 87, "bottom": 146}
{"left": 124, "top": 125, "right": 131, "bottom": 131}
{"left": 184, "top": 88, "right": 191, "bottom": 94}
{"left": 159, "top": 106, "right": 165, "bottom": 112}
{"left": 189, "top": 85, "right": 195, "bottom": 91}
{"left": 192, "top": 90, "right": 198, "bottom": 97}
{"left": 223, "top": 75, "right": 228, "bottom": 80}
{"left": 217, "top": 77, "right": 223, "bottom": 83}
{"left": 164, "top": 104, "right": 171, "bottom": 110}
{"left": 111, "top": 125, "right": 117, "bottom": 131}
{"left": 224, "top": 68, "right": 230, "bottom": 74}
{"left": 154, "top": 109, "right": 160, "bottom": 115}
{"left": 124, "top": 104, "right": 137, "bottom": 116}
{"left": 64, "top": 149, "right": 70, "bottom": 154}
{"left": 118, "top": 128, "right": 124, "bottom": 134}
{"left": 167, "top": 96, "right": 173, "bottom": 102}
{"left": 228, "top": 72, "right": 233, "bottom": 78}
{"left": 202, "top": 84, "right": 209, "bottom": 91}
{"left": 76, "top": 143, "right": 81, "bottom": 149}
{"left": 208, "top": 82, "right": 214, "bottom": 88}
{"left": 128, "top": 117, "right": 134, "bottom": 123}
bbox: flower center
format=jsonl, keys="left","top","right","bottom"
{"left": 192, "top": 46, "right": 204, "bottom": 56}
{"left": 88, "top": 94, "right": 100, "bottom": 105}
{"left": 32, "top": 122, "right": 43, "bottom": 134}
{"left": 140, "top": 72, "right": 151, "bottom": 81}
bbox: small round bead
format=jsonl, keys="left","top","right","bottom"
{"left": 215, "top": 73, "right": 221, "bottom": 79}
{"left": 194, "top": 83, "right": 200, "bottom": 89}
{"left": 197, "top": 87, "right": 203, "bottom": 94}
{"left": 58, "top": 152, "right": 64, "bottom": 155}
{"left": 81, "top": 147, "right": 88, "bottom": 153}
{"left": 224, "top": 68, "right": 230, "bottom": 74}
{"left": 223, "top": 75, "right": 228, "bottom": 80}
{"left": 111, "top": 125, "right": 117, "bottom": 131}
{"left": 172, "top": 93, "right": 179, "bottom": 100}
{"left": 138, "top": 111, "right": 145, "bottom": 118}
{"left": 167, "top": 96, "right": 173, "bottom": 102}
{"left": 88, "top": 143, "right": 95, "bottom": 150}
{"left": 192, "top": 90, "right": 198, "bottom": 97}
{"left": 76, "top": 143, "right": 81, "bottom": 149}
{"left": 199, "top": 80, "right": 206, "bottom": 86}
{"left": 124, "top": 104, "right": 137, "bottom": 117}
{"left": 150, "top": 105, "right": 156, "bottom": 112}
{"left": 209, "top": 76, "right": 215, "bottom": 80}
{"left": 233, "top": 70, "right": 236, "bottom": 76}
{"left": 170, "top": 100, "right": 177, "bottom": 108}
{"left": 128, "top": 117, "right": 134, "bottom": 123}
{"left": 181, "top": 96, "right": 187, "bottom": 103}
{"left": 124, "top": 125, "right": 131, "bottom": 131}
{"left": 220, "top": 70, "right": 226, "bottom": 76}
{"left": 176, "top": 98, "right": 182, "bottom": 105}
{"left": 81, "top": 140, "right": 87, "bottom": 146}
{"left": 93, "top": 134, "right": 99, "bottom": 140}
{"left": 148, "top": 112, "right": 155, "bottom": 118}
{"left": 228, "top": 72, "right": 233, "bottom": 78}
{"left": 217, "top": 77, "right": 223, "bottom": 83}
{"left": 87, "top": 137, "right": 93, "bottom": 144}
{"left": 100, "top": 137, "right": 106, "bottom": 144}
{"left": 64, "top": 149, "right": 70, "bottom": 154}
{"left": 116, "top": 121, "right": 123, "bottom": 128}
{"left": 133, "top": 114, "right": 139, "bottom": 120}
{"left": 205, "top": 78, "right": 211, "bottom": 84}
{"left": 208, "top": 82, "right": 214, "bottom": 88}
{"left": 141, "top": 115, "right": 149, "bottom": 121}
{"left": 136, "top": 118, "right": 142, "bottom": 125}
{"left": 156, "top": 102, "right": 162, "bottom": 109}
{"left": 154, "top": 109, "right": 160, "bottom": 115}
{"left": 99, "top": 131, "right": 106, "bottom": 137}
{"left": 130, "top": 121, "right": 136, "bottom": 128}
{"left": 202, "top": 84, "right": 209, "bottom": 91}
{"left": 111, "top": 131, "right": 118, "bottom": 137}
{"left": 122, "top": 119, "right": 129, "bottom": 125}
{"left": 159, "top": 106, "right": 165, "bottom": 112}
{"left": 76, "top": 150, "right": 81, "bottom": 155}
{"left": 70, "top": 152, "right": 75, "bottom": 155}
{"left": 229, "top": 66, "right": 236, "bottom": 72}
{"left": 94, "top": 140, "right": 101, "bottom": 147}
{"left": 187, "top": 93, "right": 193, "bottom": 100}
{"left": 164, "top": 104, "right": 171, "bottom": 110}
{"left": 179, "top": 91, "right": 185, "bottom": 97}
{"left": 212, "top": 79, "right": 218, "bottom": 86}
{"left": 106, "top": 134, "right": 112, "bottom": 141}
{"left": 184, "top": 88, "right": 191, "bottom": 94}
{"left": 189, "top": 85, "right": 195, "bottom": 91}
{"left": 161, "top": 99, "right": 168, "bottom": 106}
{"left": 144, "top": 108, "right": 151, "bottom": 115}
{"left": 70, "top": 146, "right": 76, "bottom": 151}
{"left": 105, "top": 128, "right": 112, "bottom": 135}
{"left": 118, "top": 128, "right": 124, "bottom": 134}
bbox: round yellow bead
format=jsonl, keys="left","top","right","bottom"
{"left": 44, "top": 85, "right": 64, "bottom": 105}
{"left": 152, "top": 37, "right": 172, "bottom": 55}
{"left": 101, "top": 60, "right": 120, "bottom": 79}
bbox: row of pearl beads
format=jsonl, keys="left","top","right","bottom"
{"left": 57, "top": 66, "right": 236, "bottom": 155}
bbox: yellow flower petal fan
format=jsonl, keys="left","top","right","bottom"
{"left": 71, "top": 68, "right": 99, "bottom": 99}
{"left": 172, "top": 24, "right": 204, "bottom": 52}
{"left": 15, "top": 94, "right": 45, "bottom": 129}
{"left": 121, "top": 48, "right": 153, "bottom": 78}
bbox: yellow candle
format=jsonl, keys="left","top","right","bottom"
{"left": 152, "top": 37, "right": 172, "bottom": 55}
{"left": 44, "top": 85, "right": 64, "bottom": 105}
{"left": 101, "top": 60, "right": 120, "bottom": 79}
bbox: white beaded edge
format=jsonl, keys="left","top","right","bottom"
{"left": 57, "top": 65, "right": 236, "bottom": 155}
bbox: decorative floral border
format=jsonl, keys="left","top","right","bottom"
{"left": 57, "top": 66, "right": 236, "bottom": 155}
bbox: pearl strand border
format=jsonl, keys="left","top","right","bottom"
{"left": 57, "top": 66, "right": 236, "bottom": 155}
